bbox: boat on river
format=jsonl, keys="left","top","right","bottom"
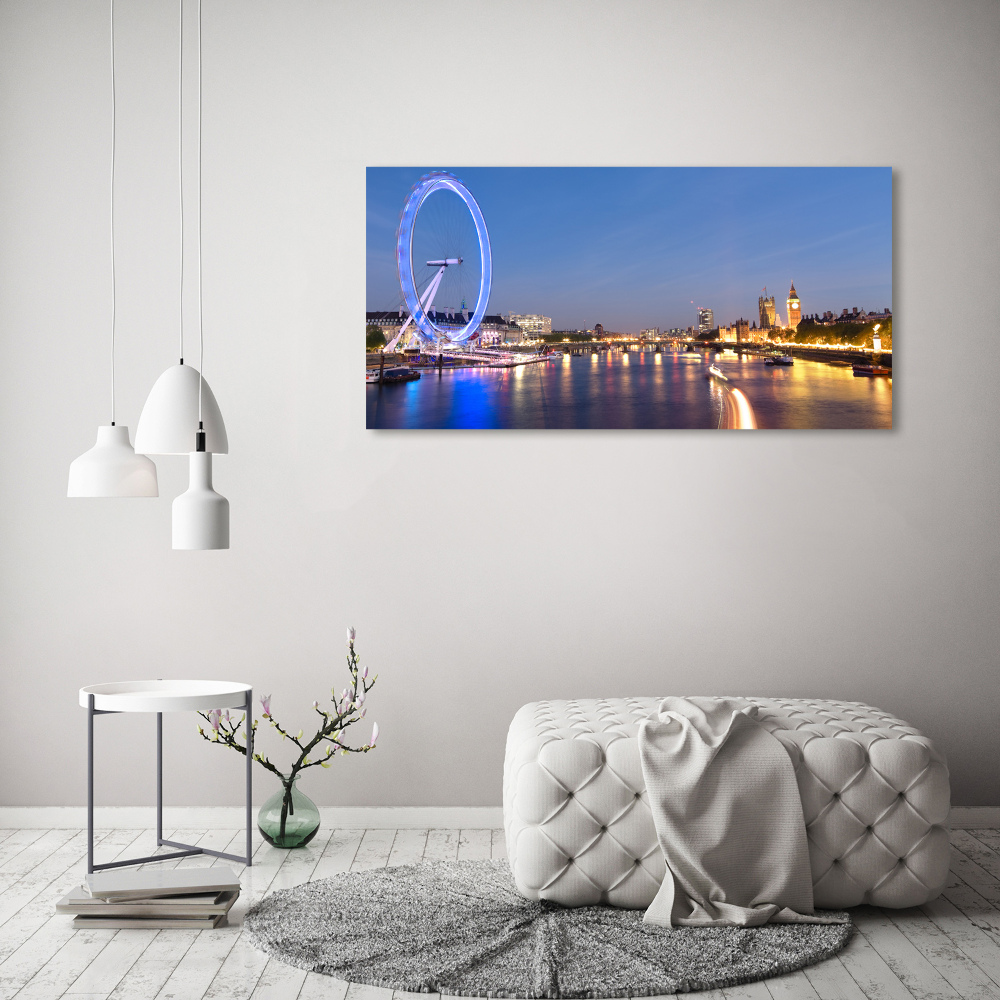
{"left": 765, "top": 355, "right": 794, "bottom": 366}
{"left": 366, "top": 367, "right": 421, "bottom": 384}
{"left": 852, "top": 364, "right": 891, "bottom": 377}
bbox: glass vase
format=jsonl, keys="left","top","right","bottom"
{"left": 257, "top": 777, "right": 320, "bottom": 848}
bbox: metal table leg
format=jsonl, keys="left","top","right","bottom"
{"left": 245, "top": 688, "right": 253, "bottom": 866}
{"left": 88, "top": 698, "right": 254, "bottom": 872}
{"left": 87, "top": 694, "right": 94, "bottom": 874}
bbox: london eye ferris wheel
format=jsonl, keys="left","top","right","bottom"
{"left": 391, "top": 172, "right": 492, "bottom": 350}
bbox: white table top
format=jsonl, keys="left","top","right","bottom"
{"left": 79, "top": 680, "right": 252, "bottom": 713}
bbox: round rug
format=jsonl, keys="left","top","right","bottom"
{"left": 244, "top": 860, "right": 852, "bottom": 997}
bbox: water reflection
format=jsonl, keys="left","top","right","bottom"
{"left": 367, "top": 351, "right": 892, "bottom": 430}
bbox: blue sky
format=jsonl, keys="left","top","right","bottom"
{"left": 366, "top": 167, "right": 892, "bottom": 333}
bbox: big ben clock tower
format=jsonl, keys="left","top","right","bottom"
{"left": 786, "top": 282, "right": 801, "bottom": 330}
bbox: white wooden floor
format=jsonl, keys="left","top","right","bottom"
{"left": 2, "top": 827, "right": 1000, "bottom": 1000}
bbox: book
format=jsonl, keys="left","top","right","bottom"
{"left": 85, "top": 866, "right": 241, "bottom": 901}
{"left": 72, "top": 913, "right": 227, "bottom": 929}
{"left": 57, "top": 887, "right": 238, "bottom": 918}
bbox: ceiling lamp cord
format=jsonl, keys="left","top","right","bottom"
{"left": 196, "top": 0, "right": 205, "bottom": 454}
{"left": 178, "top": 0, "right": 184, "bottom": 366}
{"left": 110, "top": 0, "right": 117, "bottom": 427}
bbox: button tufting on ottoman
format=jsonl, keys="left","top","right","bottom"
{"left": 503, "top": 697, "right": 950, "bottom": 910}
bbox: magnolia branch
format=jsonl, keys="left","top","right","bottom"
{"left": 197, "top": 629, "right": 379, "bottom": 785}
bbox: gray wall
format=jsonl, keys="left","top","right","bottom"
{"left": 1, "top": 0, "right": 997, "bottom": 809}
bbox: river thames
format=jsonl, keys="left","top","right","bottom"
{"left": 366, "top": 349, "right": 892, "bottom": 430}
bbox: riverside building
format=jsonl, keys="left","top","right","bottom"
{"left": 506, "top": 314, "right": 552, "bottom": 339}
{"left": 365, "top": 311, "right": 521, "bottom": 347}
{"left": 758, "top": 290, "right": 776, "bottom": 330}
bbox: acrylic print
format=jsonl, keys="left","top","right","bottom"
{"left": 366, "top": 167, "right": 892, "bottom": 430}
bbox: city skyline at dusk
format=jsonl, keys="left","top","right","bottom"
{"left": 366, "top": 167, "right": 892, "bottom": 333}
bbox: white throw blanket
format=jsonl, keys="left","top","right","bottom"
{"left": 638, "top": 696, "right": 847, "bottom": 927}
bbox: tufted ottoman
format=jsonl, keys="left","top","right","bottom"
{"left": 504, "top": 697, "right": 950, "bottom": 910}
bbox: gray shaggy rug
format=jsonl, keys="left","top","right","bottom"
{"left": 244, "top": 860, "right": 852, "bottom": 997}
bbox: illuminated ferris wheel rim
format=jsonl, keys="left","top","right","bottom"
{"left": 396, "top": 172, "right": 492, "bottom": 346}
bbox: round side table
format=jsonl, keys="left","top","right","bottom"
{"left": 80, "top": 680, "right": 253, "bottom": 873}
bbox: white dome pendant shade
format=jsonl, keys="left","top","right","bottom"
{"left": 172, "top": 449, "right": 229, "bottom": 549}
{"left": 66, "top": 0, "right": 157, "bottom": 502}
{"left": 68, "top": 424, "right": 158, "bottom": 497}
{"left": 134, "top": 363, "right": 228, "bottom": 455}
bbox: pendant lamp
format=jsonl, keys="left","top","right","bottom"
{"left": 134, "top": 363, "right": 227, "bottom": 454}
{"left": 68, "top": 426, "right": 158, "bottom": 498}
{"left": 172, "top": 437, "right": 229, "bottom": 549}
{"left": 68, "top": 0, "right": 158, "bottom": 499}
{"left": 135, "top": 0, "right": 228, "bottom": 548}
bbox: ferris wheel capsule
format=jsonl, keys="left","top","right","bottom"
{"left": 396, "top": 172, "right": 492, "bottom": 347}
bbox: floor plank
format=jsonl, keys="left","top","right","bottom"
{"left": 884, "top": 904, "right": 1000, "bottom": 999}
{"left": 954, "top": 830, "right": 1000, "bottom": 883}
{"left": 310, "top": 831, "right": 364, "bottom": 883}
{"left": 0, "top": 829, "right": 46, "bottom": 869}
{"left": 921, "top": 893, "right": 1000, "bottom": 987}
{"left": 802, "top": 956, "right": 869, "bottom": 999}
{"left": 248, "top": 955, "right": 307, "bottom": 999}
{"left": 202, "top": 930, "right": 269, "bottom": 1000}
{"left": 836, "top": 917, "right": 921, "bottom": 1000}
{"left": 456, "top": 830, "right": 491, "bottom": 861}
{"left": 344, "top": 983, "right": 393, "bottom": 1000}
{"left": 12, "top": 924, "right": 119, "bottom": 1000}
{"left": 387, "top": 830, "right": 427, "bottom": 867}
{"left": 350, "top": 830, "right": 394, "bottom": 872}
{"left": 0, "top": 830, "right": 137, "bottom": 991}
{"left": 105, "top": 930, "right": 200, "bottom": 1000}
{"left": 422, "top": 830, "right": 458, "bottom": 862}
{"left": 63, "top": 928, "right": 159, "bottom": 996}
{"left": 764, "top": 968, "right": 821, "bottom": 998}
{"left": 0, "top": 829, "right": 108, "bottom": 934}
{"left": 490, "top": 829, "right": 507, "bottom": 862}
{"left": 151, "top": 927, "right": 237, "bottom": 1000}
{"left": 972, "top": 830, "right": 1000, "bottom": 855}
{"left": 942, "top": 879, "right": 1000, "bottom": 951}
{"left": 299, "top": 972, "right": 350, "bottom": 999}
{"left": 0, "top": 829, "right": 77, "bottom": 891}
{"left": 724, "top": 979, "right": 772, "bottom": 998}
{"left": 852, "top": 905, "right": 963, "bottom": 998}
{"left": 947, "top": 851, "right": 1000, "bottom": 909}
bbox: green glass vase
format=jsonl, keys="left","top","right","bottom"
{"left": 257, "top": 777, "right": 320, "bottom": 848}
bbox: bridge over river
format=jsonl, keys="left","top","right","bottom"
{"left": 560, "top": 340, "right": 891, "bottom": 369}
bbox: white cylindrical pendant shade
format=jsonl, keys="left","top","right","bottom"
{"left": 172, "top": 451, "right": 229, "bottom": 550}
{"left": 135, "top": 364, "right": 229, "bottom": 455}
{"left": 68, "top": 425, "right": 159, "bottom": 497}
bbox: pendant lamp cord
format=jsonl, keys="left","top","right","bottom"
{"left": 178, "top": 0, "right": 184, "bottom": 365}
{"left": 110, "top": 0, "right": 117, "bottom": 426}
{"left": 197, "top": 0, "right": 205, "bottom": 439}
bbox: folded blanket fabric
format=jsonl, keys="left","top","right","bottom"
{"left": 639, "top": 696, "right": 848, "bottom": 927}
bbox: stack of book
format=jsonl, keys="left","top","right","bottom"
{"left": 57, "top": 866, "right": 241, "bottom": 929}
